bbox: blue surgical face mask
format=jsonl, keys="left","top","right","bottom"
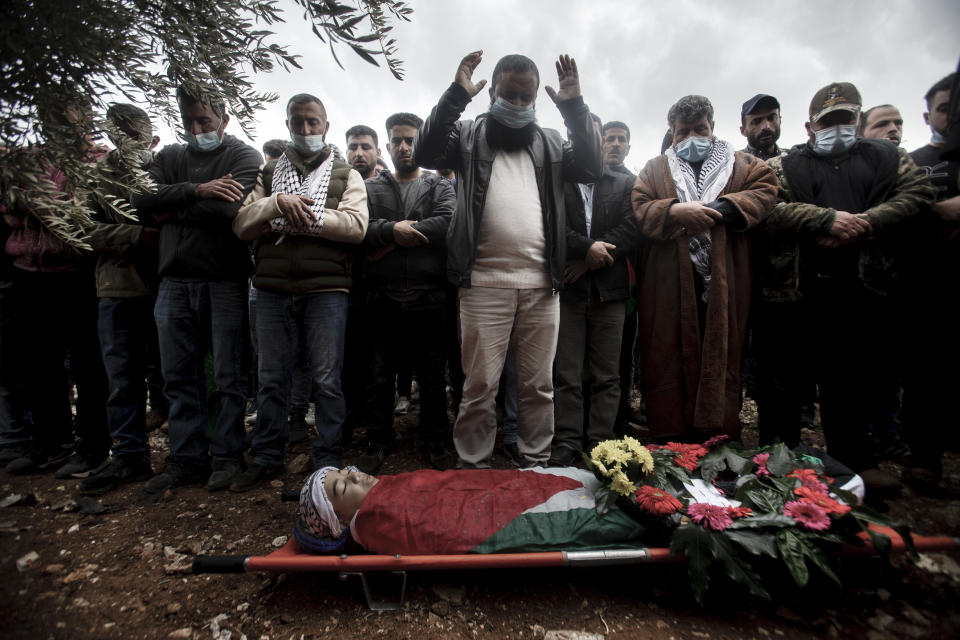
{"left": 291, "top": 133, "right": 327, "bottom": 155}
{"left": 931, "top": 130, "right": 947, "bottom": 146}
{"left": 184, "top": 127, "right": 223, "bottom": 152}
{"left": 489, "top": 98, "right": 536, "bottom": 129}
{"left": 812, "top": 124, "right": 858, "bottom": 156}
{"left": 675, "top": 136, "right": 712, "bottom": 163}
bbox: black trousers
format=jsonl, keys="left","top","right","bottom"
{"left": 361, "top": 292, "right": 450, "bottom": 451}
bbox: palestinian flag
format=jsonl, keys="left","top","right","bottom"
{"left": 351, "top": 468, "right": 646, "bottom": 555}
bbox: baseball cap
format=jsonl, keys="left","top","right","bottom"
{"left": 809, "top": 82, "right": 862, "bottom": 123}
{"left": 741, "top": 94, "right": 780, "bottom": 121}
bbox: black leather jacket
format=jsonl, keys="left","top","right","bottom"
{"left": 362, "top": 169, "right": 454, "bottom": 293}
{"left": 413, "top": 82, "right": 603, "bottom": 290}
{"left": 562, "top": 169, "right": 639, "bottom": 303}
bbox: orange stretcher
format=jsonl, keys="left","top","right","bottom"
{"left": 192, "top": 526, "right": 959, "bottom": 610}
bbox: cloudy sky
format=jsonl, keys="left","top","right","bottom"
{"left": 159, "top": 0, "right": 959, "bottom": 172}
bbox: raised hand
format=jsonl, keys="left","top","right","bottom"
{"left": 455, "top": 50, "right": 487, "bottom": 98}
{"left": 544, "top": 54, "right": 581, "bottom": 104}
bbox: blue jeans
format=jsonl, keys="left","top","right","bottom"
{"left": 253, "top": 288, "right": 347, "bottom": 468}
{"left": 155, "top": 279, "right": 248, "bottom": 464}
{"left": 98, "top": 296, "right": 151, "bottom": 461}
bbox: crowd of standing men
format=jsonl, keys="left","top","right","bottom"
{"left": 0, "top": 50, "right": 956, "bottom": 504}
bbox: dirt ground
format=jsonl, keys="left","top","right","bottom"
{"left": 2, "top": 397, "right": 959, "bottom": 640}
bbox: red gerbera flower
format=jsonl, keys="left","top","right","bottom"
{"left": 727, "top": 506, "right": 753, "bottom": 519}
{"left": 783, "top": 500, "right": 831, "bottom": 531}
{"left": 634, "top": 485, "right": 683, "bottom": 515}
{"left": 687, "top": 502, "right": 733, "bottom": 531}
{"left": 702, "top": 434, "right": 730, "bottom": 448}
{"left": 752, "top": 452, "right": 771, "bottom": 478}
{"left": 664, "top": 442, "right": 709, "bottom": 471}
{"left": 787, "top": 468, "right": 829, "bottom": 493}
{"left": 794, "top": 486, "right": 851, "bottom": 515}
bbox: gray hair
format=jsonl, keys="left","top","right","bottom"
{"left": 667, "top": 95, "right": 714, "bottom": 130}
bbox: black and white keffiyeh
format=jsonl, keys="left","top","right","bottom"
{"left": 269, "top": 144, "right": 345, "bottom": 237}
{"left": 664, "top": 139, "right": 735, "bottom": 301}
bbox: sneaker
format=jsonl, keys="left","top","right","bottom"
{"left": 79, "top": 457, "right": 152, "bottom": 495}
{"left": 206, "top": 458, "right": 244, "bottom": 492}
{"left": 0, "top": 443, "right": 31, "bottom": 466}
{"left": 288, "top": 413, "right": 310, "bottom": 444}
{"left": 54, "top": 452, "right": 110, "bottom": 479}
{"left": 145, "top": 412, "right": 168, "bottom": 432}
{"left": 394, "top": 396, "right": 411, "bottom": 415}
{"left": 230, "top": 463, "right": 283, "bottom": 493}
{"left": 142, "top": 459, "right": 210, "bottom": 495}
{"left": 356, "top": 447, "right": 387, "bottom": 475}
{"left": 547, "top": 446, "right": 580, "bottom": 468}
{"left": 5, "top": 443, "right": 74, "bottom": 475}
{"left": 502, "top": 442, "right": 522, "bottom": 467}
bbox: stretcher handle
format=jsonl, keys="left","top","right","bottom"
{"left": 192, "top": 555, "right": 248, "bottom": 574}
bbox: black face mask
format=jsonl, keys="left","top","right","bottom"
{"left": 485, "top": 115, "right": 537, "bottom": 151}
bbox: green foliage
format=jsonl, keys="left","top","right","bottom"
{"left": 698, "top": 444, "right": 750, "bottom": 482}
{"left": 672, "top": 525, "right": 771, "bottom": 604}
{"left": 0, "top": 0, "right": 411, "bottom": 246}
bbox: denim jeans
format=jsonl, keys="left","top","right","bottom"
{"left": 155, "top": 279, "right": 248, "bottom": 464}
{"left": 98, "top": 296, "right": 151, "bottom": 461}
{"left": 253, "top": 288, "right": 347, "bottom": 468}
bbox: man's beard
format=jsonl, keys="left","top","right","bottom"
{"left": 748, "top": 128, "right": 780, "bottom": 151}
{"left": 485, "top": 116, "right": 537, "bottom": 151}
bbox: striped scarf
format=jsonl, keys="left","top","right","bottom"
{"left": 664, "top": 139, "right": 735, "bottom": 301}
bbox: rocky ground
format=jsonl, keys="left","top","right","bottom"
{"left": 1, "top": 397, "right": 959, "bottom": 640}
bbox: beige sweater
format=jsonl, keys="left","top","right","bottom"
{"left": 470, "top": 150, "right": 550, "bottom": 289}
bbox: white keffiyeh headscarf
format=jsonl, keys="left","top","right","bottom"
{"left": 269, "top": 144, "right": 345, "bottom": 237}
{"left": 664, "top": 139, "right": 735, "bottom": 301}
{"left": 299, "top": 465, "right": 359, "bottom": 539}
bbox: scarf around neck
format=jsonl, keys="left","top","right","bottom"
{"left": 269, "top": 144, "right": 345, "bottom": 237}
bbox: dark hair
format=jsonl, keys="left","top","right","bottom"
{"left": 345, "top": 124, "right": 378, "bottom": 147}
{"left": 262, "top": 138, "right": 288, "bottom": 159}
{"left": 376, "top": 157, "right": 389, "bottom": 169}
{"left": 491, "top": 54, "right": 539, "bottom": 92}
{"left": 925, "top": 73, "right": 955, "bottom": 107}
{"left": 858, "top": 104, "right": 897, "bottom": 136}
{"left": 385, "top": 112, "right": 423, "bottom": 135}
{"left": 667, "top": 95, "right": 714, "bottom": 130}
{"left": 602, "top": 120, "right": 631, "bottom": 142}
{"left": 286, "top": 93, "right": 325, "bottom": 118}
{"left": 589, "top": 113, "right": 602, "bottom": 127}
{"left": 176, "top": 85, "right": 226, "bottom": 118}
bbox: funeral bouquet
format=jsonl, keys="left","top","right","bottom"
{"left": 585, "top": 436, "right": 914, "bottom": 604}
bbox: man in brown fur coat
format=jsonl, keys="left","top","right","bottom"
{"left": 631, "top": 95, "right": 777, "bottom": 441}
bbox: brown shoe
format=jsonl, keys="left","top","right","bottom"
{"left": 145, "top": 412, "right": 168, "bottom": 432}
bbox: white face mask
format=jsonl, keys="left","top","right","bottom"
{"left": 812, "top": 124, "right": 858, "bottom": 156}
{"left": 184, "top": 126, "right": 223, "bottom": 152}
{"left": 291, "top": 133, "right": 326, "bottom": 155}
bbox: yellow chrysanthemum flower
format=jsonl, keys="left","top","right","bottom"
{"left": 609, "top": 470, "right": 636, "bottom": 497}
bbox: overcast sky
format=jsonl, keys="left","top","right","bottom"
{"left": 158, "top": 0, "right": 959, "bottom": 172}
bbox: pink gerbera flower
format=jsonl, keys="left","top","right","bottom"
{"left": 686, "top": 502, "right": 734, "bottom": 531}
{"left": 783, "top": 500, "right": 831, "bottom": 531}
{"left": 728, "top": 506, "right": 753, "bottom": 519}
{"left": 752, "top": 452, "right": 771, "bottom": 477}
{"left": 702, "top": 434, "right": 730, "bottom": 448}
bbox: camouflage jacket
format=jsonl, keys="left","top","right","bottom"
{"left": 756, "top": 142, "right": 936, "bottom": 302}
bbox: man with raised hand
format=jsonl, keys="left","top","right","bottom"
{"left": 231, "top": 93, "right": 368, "bottom": 490}
{"left": 414, "top": 51, "right": 602, "bottom": 468}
